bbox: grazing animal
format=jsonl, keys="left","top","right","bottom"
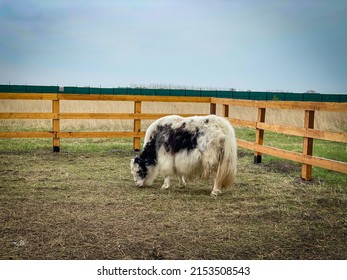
{"left": 130, "top": 115, "right": 237, "bottom": 196}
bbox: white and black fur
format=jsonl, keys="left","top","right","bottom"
{"left": 130, "top": 115, "right": 237, "bottom": 196}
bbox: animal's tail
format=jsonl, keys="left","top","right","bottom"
{"left": 215, "top": 119, "right": 237, "bottom": 190}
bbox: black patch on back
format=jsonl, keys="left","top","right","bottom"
{"left": 157, "top": 123, "right": 201, "bottom": 154}
{"left": 134, "top": 121, "right": 203, "bottom": 179}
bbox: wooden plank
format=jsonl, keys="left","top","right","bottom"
{"left": 59, "top": 131, "right": 145, "bottom": 138}
{"left": 0, "top": 131, "right": 145, "bottom": 139}
{"left": 257, "top": 122, "right": 302, "bottom": 136}
{"left": 59, "top": 113, "right": 135, "bottom": 119}
{"left": 237, "top": 139, "right": 256, "bottom": 150}
{"left": 0, "top": 113, "right": 54, "bottom": 119}
{"left": 257, "top": 122, "right": 347, "bottom": 143}
{"left": 136, "top": 95, "right": 211, "bottom": 103}
{"left": 0, "top": 131, "right": 53, "bottom": 138}
{"left": 237, "top": 140, "right": 304, "bottom": 162}
{"left": 237, "top": 139, "right": 347, "bottom": 174}
{"left": 311, "top": 102, "right": 347, "bottom": 112}
{"left": 304, "top": 155, "right": 347, "bottom": 174}
{"left": 304, "top": 128, "right": 347, "bottom": 143}
{"left": 58, "top": 94, "right": 211, "bottom": 103}
{"left": 0, "top": 93, "right": 57, "bottom": 100}
{"left": 0, "top": 112, "right": 207, "bottom": 121}
{"left": 228, "top": 118, "right": 256, "bottom": 128}
{"left": 211, "top": 97, "right": 347, "bottom": 112}
{"left": 58, "top": 113, "right": 208, "bottom": 119}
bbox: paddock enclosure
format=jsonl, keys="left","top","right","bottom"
{"left": 0, "top": 91, "right": 346, "bottom": 180}
{"left": 1, "top": 90, "right": 347, "bottom": 260}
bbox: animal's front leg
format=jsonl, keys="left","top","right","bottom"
{"left": 178, "top": 176, "right": 186, "bottom": 188}
{"left": 161, "top": 177, "right": 170, "bottom": 189}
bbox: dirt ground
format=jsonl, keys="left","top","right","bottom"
{"left": 0, "top": 143, "right": 346, "bottom": 260}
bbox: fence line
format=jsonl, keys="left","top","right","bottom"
{"left": 210, "top": 97, "right": 347, "bottom": 179}
{"left": 0, "top": 93, "right": 346, "bottom": 180}
{"left": 1, "top": 84, "right": 347, "bottom": 102}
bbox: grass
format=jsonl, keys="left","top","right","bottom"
{"left": 0, "top": 136, "right": 346, "bottom": 260}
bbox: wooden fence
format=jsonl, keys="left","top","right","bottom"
{"left": 0, "top": 93, "right": 346, "bottom": 180}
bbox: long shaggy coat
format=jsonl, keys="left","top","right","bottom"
{"left": 130, "top": 115, "right": 237, "bottom": 196}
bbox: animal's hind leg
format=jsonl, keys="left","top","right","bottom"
{"left": 211, "top": 179, "right": 222, "bottom": 196}
{"left": 161, "top": 177, "right": 170, "bottom": 189}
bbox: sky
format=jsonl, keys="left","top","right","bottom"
{"left": 0, "top": 0, "right": 347, "bottom": 93}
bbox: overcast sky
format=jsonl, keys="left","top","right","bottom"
{"left": 0, "top": 0, "right": 346, "bottom": 93}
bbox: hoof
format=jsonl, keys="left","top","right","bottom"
{"left": 210, "top": 189, "right": 221, "bottom": 197}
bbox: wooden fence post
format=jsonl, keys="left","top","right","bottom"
{"left": 302, "top": 110, "right": 315, "bottom": 180}
{"left": 222, "top": 104, "right": 229, "bottom": 118}
{"left": 133, "top": 101, "right": 142, "bottom": 151}
{"left": 254, "top": 108, "right": 266, "bottom": 163}
{"left": 52, "top": 98, "right": 60, "bottom": 152}
{"left": 210, "top": 103, "right": 217, "bottom": 115}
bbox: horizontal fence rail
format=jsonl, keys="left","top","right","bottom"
{"left": 0, "top": 92, "right": 346, "bottom": 181}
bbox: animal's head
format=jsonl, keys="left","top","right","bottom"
{"left": 130, "top": 156, "right": 147, "bottom": 187}
{"left": 130, "top": 135, "right": 158, "bottom": 187}
{"left": 130, "top": 156, "right": 157, "bottom": 187}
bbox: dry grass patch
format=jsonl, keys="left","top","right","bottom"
{"left": 0, "top": 140, "right": 346, "bottom": 260}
